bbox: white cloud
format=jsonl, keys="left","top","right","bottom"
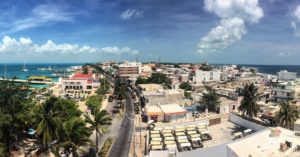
{"left": 291, "top": 5, "right": 300, "bottom": 37}
{"left": 100, "top": 47, "right": 139, "bottom": 55}
{"left": 198, "top": 18, "right": 246, "bottom": 54}
{"left": 3, "top": 4, "right": 77, "bottom": 34}
{"left": 277, "top": 51, "right": 292, "bottom": 57}
{"left": 120, "top": 8, "right": 143, "bottom": 20}
{"left": 198, "top": 0, "right": 263, "bottom": 54}
{"left": 0, "top": 36, "right": 140, "bottom": 55}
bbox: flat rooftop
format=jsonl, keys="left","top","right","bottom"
{"left": 227, "top": 127, "right": 300, "bottom": 157}
{"left": 139, "top": 84, "right": 163, "bottom": 91}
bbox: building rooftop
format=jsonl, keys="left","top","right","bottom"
{"left": 146, "top": 106, "right": 163, "bottom": 116}
{"left": 227, "top": 127, "right": 300, "bottom": 157}
{"left": 159, "top": 104, "right": 187, "bottom": 115}
{"left": 139, "top": 84, "right": 164, "bottom": 91}
{"left": 71, "top": 73, "right": 93, "bottom": 79}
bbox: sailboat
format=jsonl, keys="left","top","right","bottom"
{"left": 21, "top": 61, "right": 29, "bottom": 72}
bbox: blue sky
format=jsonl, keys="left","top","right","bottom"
{"left": 0, "top": 0, "right": 300, "bottom": 64}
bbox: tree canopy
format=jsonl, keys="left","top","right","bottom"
{"left": 201, "top": 86, "right": 220, "bottom": 112}
{"left": 85, "top": 95, "right": 103, "bottom": 115}
{"left": 135, "top": 73, "right": 172, "bottom": 88}
{"left": 276, "top": 102, "right": 299, "bottom": 129}
{"left": 238, "top": 83, "right": 259, "bottom": 119}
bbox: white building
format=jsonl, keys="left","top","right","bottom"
{"left": 278, "top": 70, "right": 297, "bottom": 80}
{"left": 227, "top": 127, "right": 300, "bottom": 157}
{"left": 272, "top": 82, "right": 295, "bottom": 102}
{"left": 145, "top": 103, "right": 188, "bottom": 122}
{"left": 194, "top": 70, "right": 221, "bottom": 83}
{"left": 62, "top": 73, "right": 100, "bottom": 96}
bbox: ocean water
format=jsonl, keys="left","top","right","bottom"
{"left": 238, "top": 65, "right": 300, "bottom": 77}
{"left": 0, "top": 63, "right": 82, "bottom": 88}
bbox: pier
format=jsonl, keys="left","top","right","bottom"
{"left": 0, "top": 78, "right": 56, "bottom": 85}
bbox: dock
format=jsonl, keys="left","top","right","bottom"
{"left": 0, "top": 78, "right": 56, "bottom": 85}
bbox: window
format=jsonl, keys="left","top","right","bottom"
{"left": 87, "top": 86, "right": 92, "bottom": 89}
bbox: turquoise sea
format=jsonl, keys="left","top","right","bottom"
{"left": 0, "top": 63, "right": 82, "bottom": 88}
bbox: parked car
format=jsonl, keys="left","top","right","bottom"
{"left": 193, "top": 111, "right": 200, "bottom": 118}
{"left": 108, "top": 96, "right": 113, "bottom": 102}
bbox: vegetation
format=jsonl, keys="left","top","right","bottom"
{"left": 135, "top": 73, "right": 172, "bottom": 88}
{"left": 179, "top": 82, "right": 191, "bottom": 91}
{"left": 34, "top": 97, "right": 86, "bottom": 155}
{"left": 85, "top": 95, "right": 103, "bottom": 115}
{"left": 87, "top": 64, "right": 104, "bottom": 74}
{"left": 0, "top": 80, "right": 33, "bottom": 155}
{"left": 200, "top": 86, "right": 220, "bottom": 112}
{"left": 58, "top": 117, "right": 92, "bottom": 157}
{"left": 99, "top": 138, "right": 113, "bottom": 157}
{"left": 135, "top": 77, "right": 148, "bottom": 85}
{"left": 238, "top": 83, "right": 260, "bottom": 119}
{"left": 82, "top": 66, "right": 89, "bottom": 74}
{"left": 85, "top": 110, "right": 112, "bottom": 157}
{"left": 179, "top": 82, "right": 192, "bottom": 99}
{"left": 0, "top": 79, "right": 113, "bottom": 156}
{"left": 200, "top": 65, "right": 212, "bottom": 71}
{"left": 276, "top": 102, "right": 299, "bottom": 129}
{"left": 96, "top": 78, "right": 110, "bottom": 95}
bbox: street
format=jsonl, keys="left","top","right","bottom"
{"left": 108, "top": 93, "right": 135, "bottom": 157}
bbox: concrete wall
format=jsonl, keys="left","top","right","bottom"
{"left": 226, "top": 145, "right": 239, "bottom": 157}
{"left": 229, "top": 113, "right": 266, "bottom": 131}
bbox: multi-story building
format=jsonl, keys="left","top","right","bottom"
{"left": 140, "top": 64, "right": 152, "bottom": 78}
{"left": 194, "top": 70, "right": 221, "bottom": 83}
{"left": 118, "top": 61, "right": 141, "bottom": 78}
{"left": 272, "top": 82, "right": 295, "bottom": 102}
{"left": 277, "top": 70, "right": 297, "bottom": 81}
{"left": 62, "top": 73, "right": 100, "bottom": 96}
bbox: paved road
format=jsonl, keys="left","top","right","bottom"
{"left": 108, "top": 93, "right": 135, "bottom": 157}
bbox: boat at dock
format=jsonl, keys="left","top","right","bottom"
{"left": 21, "top": 61, "right": 29, "bottom": 72}
{"left": 37, "top": 66, "right": 53, "bottom": 71}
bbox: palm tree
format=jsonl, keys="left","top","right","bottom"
{"left": 59, "top": 117, "right": 92, "bottom": 157}
{"left": 0, "top": 80, "right": 32, "bottom": 153}
{"left": 115, "top": 83, "right": 128, "bottom": 112}
{"left": 201, "top": 86, "right": 220, "bottom": 112}
{"left": 276, "top": 102, "right": 299, "bottom": 129}
{"left": 85, "top": 110, "right": 112, "bottom": 157}
{"left": 238, "top": 83, "right": 259, "bottom": 119}
{"left": 35, "top": 97, "right": 61, "bottom": 153}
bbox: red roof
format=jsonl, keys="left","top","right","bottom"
{"left": 71, "top": 73, "right": 93, "bottom": 79}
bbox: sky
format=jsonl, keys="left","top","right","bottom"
{"left": 0, "top": 0, "right": 300, "bottom": 64}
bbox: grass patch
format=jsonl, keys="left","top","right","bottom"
{"left": 99, "top": 138, "right": 113, "bottom": 157}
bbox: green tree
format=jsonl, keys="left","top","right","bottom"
{"left": 201, "top": 65, "right": 212, "bottom": 71}
{"left": 35, "top": 97, "right": 83, "bottom": 154}
{"left": 147, "top": 73, "right": 172, "bottom": 88}
{"left": 135, "top": 77, "right": 148, "bottom": 85}
{"left": 59, "top": 117, "right": 92, "bottom": 157}
{"left": 179, "top": 82, "right": 191, "bottom": 91}
{"left": 96, "top": 78, "right": 110, "bottom": 95}
{"left": 35, "top": 97, "right": 62, "bottom": 153}
{"left": 0, "top": 80, "right": 33, "bottom": 153}
{"left": 201, "top": 86, "right": 220, "bottom": 112}
{"left": 82, "top": 66, "right": 89, "bottom": 74}
{"left": 85, "top": 110, "right": 112, "bottom": 157}
{"left": 238, "top": 83, "right": 259, "bottom": 119}
{"left": 86, "top": 95, "right": 103, "bottom": 115}
{"left": 276, "top": 102, "right": 299, "bottom": 129}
